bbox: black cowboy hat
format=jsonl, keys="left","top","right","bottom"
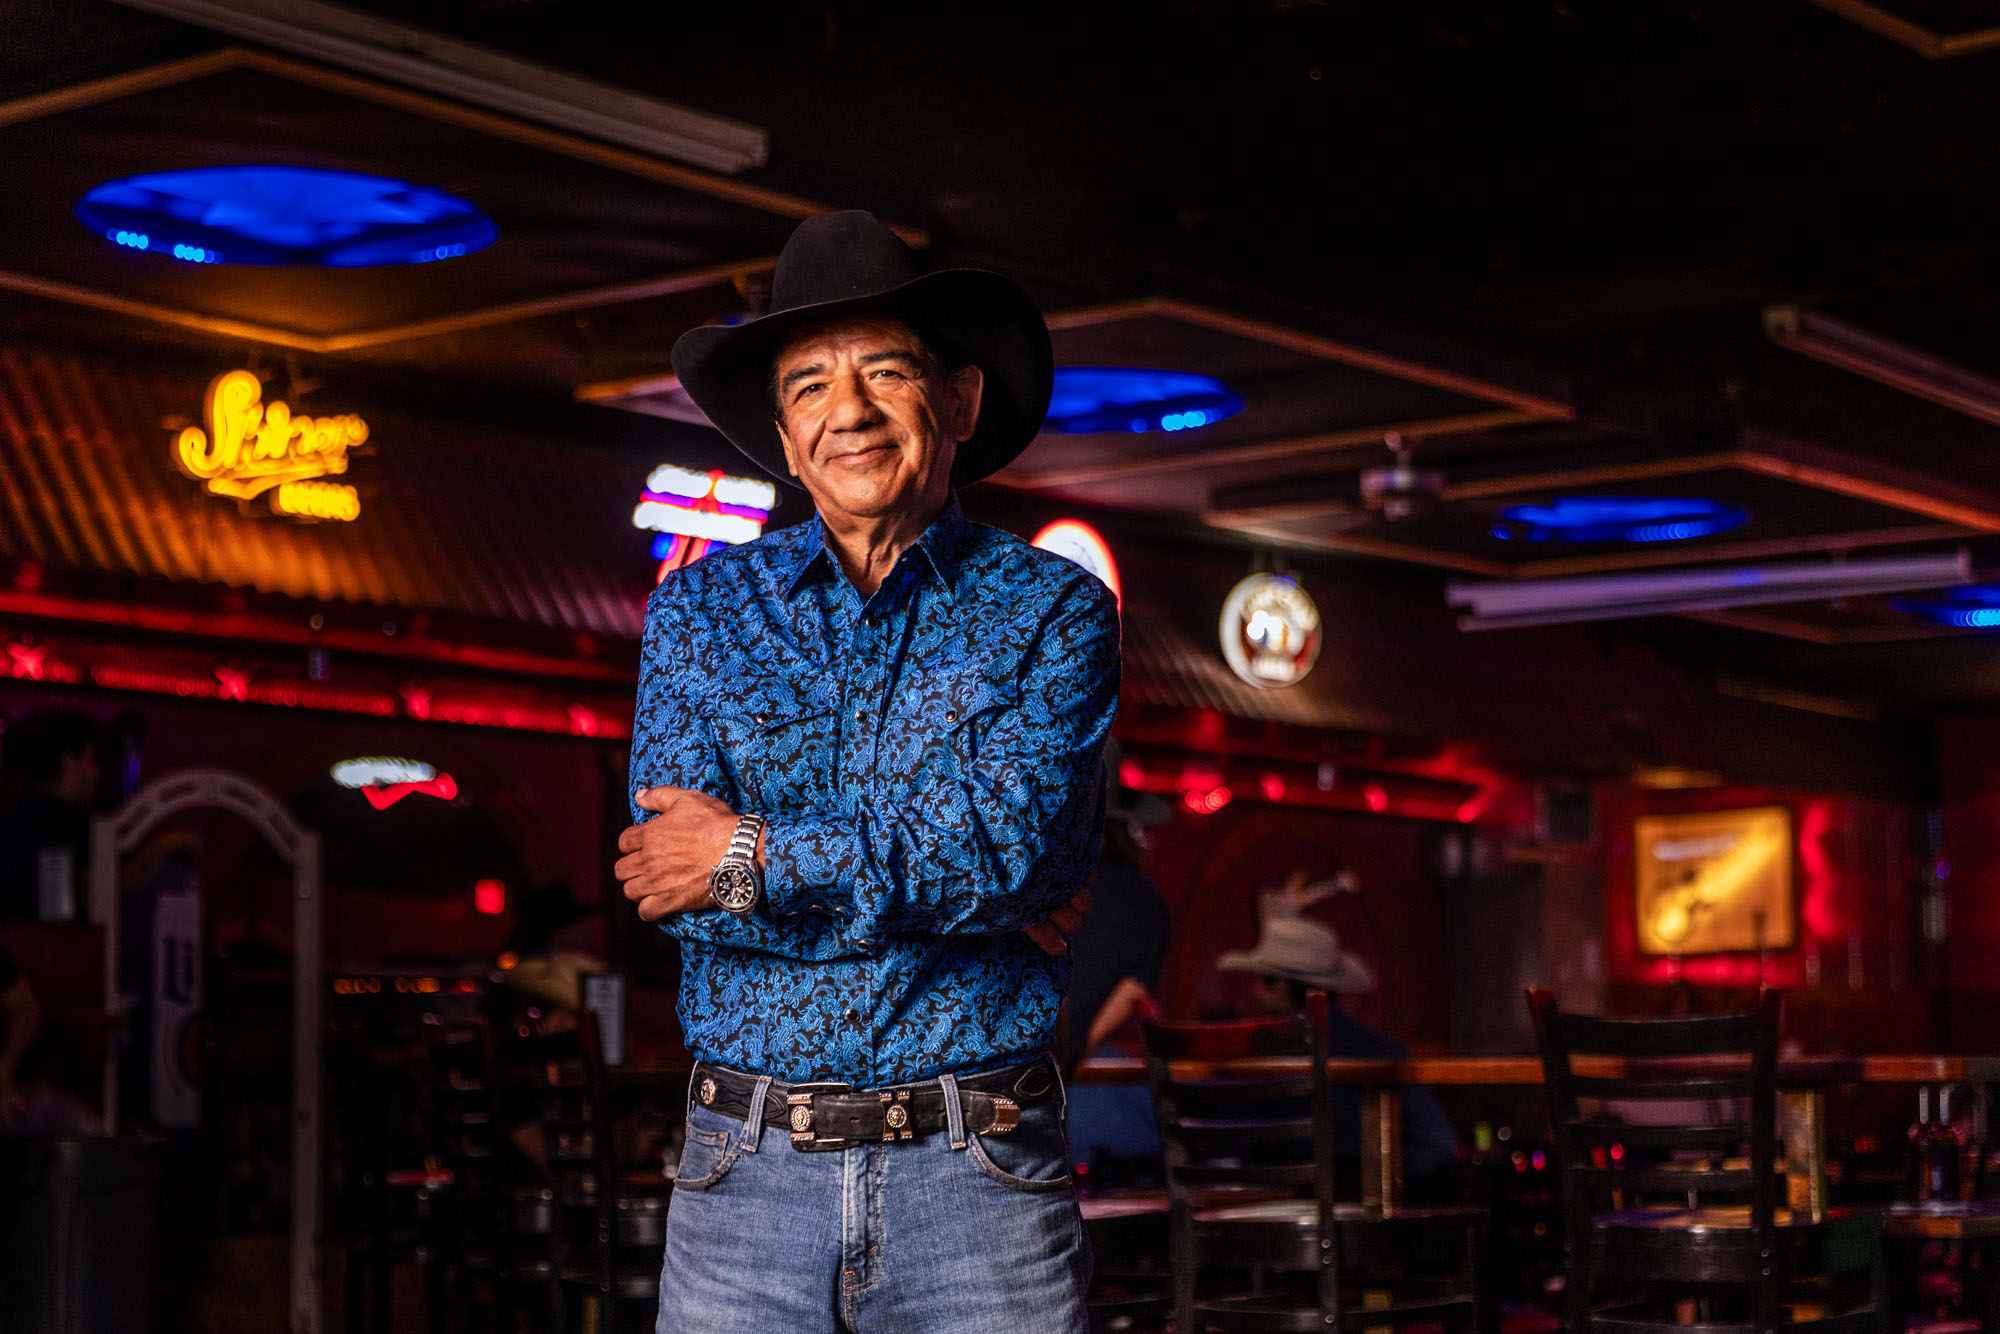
{"left": 671, "top": 211, "right": 1053, "bottom": 487}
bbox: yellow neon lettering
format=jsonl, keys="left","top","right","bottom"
{"left": 273, "top": 480, "right": 360, "bottom": 522}
{"left": 174, "top": 371, "right": 369, "bottom": 515}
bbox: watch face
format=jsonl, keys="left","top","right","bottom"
{"left": 711, "top": 861, "right": 759, "bottom": 913}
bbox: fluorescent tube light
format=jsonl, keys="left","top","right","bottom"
{"left": 1449, "top": 549, "right": 1970, "bottom": 632}
{"left": 1765, "top": 305, "right": 2000, "bottom": 429}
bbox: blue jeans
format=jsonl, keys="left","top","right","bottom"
{"left": 655, "top": 1067, "right": 1091, "bottom": 1332}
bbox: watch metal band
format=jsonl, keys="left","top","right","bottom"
{"left": 728, "top": 813, "right": 765, "bottom": 859}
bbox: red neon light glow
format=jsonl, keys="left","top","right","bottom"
{"left": 656, "top": 533, "right": 717, "bottom": 583}
{"left": 363, "top": 772, "right": 459, "bottom": 810}
{"left": 1797, "top": 799, "right": 1844, "bottom": 940}
{"left": 1183, "top": 786, "right": 1233, "bottom": 815}
{"left": 1259, "top": 772, "right": 1286, "bottom": 803}
{"left": 214, "top": 665, "right": 250, "bottom": 701}
{"left": 6, "top": 642, "right": 45, "bottom": 680}
{"left": 1030, "top": 520, "right": 1122, "bottom": 607}
{"left": 1364, "top": 783, "right": 1389, "bottom": 813}
{"left": 472, "top": 878, "right": 506, "bottom": 915}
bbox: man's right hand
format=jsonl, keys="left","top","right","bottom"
{"left": 1023, "top": 888, "right": 1092, "bottom": 958}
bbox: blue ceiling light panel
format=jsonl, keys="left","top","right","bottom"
{"left": 76, "top": 165, "right": 498, "bottom": 267}
{"left": 1491, "top": 496, "right": 1750, "bottom": 544}
{"left": 1043, "top": 367, "right": 1244, "bottom": 434}
{"left": 1893, "top": 586, "right": 2000, "bottom": 628}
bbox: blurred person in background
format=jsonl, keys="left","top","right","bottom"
{"left": 0, "top": 712, "right": 101, "bottom": 921}
{"left": 1062, "top": 747, "right": 1170, "bottom": 1179}
{"left": 0, "top": 939, "right": 39, "bottom": 1119}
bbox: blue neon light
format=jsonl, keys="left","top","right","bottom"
{"left": 1892, "top": 585, "right": 2000, "bottom": 629}
{"left": 1044, "top": 367, "right": 1244, "bottom": 435}
{"left": 76, "top": 165, "right": 497, "bottom": 267}
{"left": 1492, "top": 497, "right": 1749, "bottom": 544}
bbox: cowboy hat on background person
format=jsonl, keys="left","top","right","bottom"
{"left": 1218, "top": 913, "right": 1376, "bottom": 995}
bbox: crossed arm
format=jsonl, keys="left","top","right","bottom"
{"left": 615, "top": 576, "right": 1119, "bottom": 957}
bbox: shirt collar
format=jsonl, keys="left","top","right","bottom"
{"left": 780, "top": 493, "right": 964, "bottom": 605}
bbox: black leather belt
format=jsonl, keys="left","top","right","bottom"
{"left": 692, "top": 1056, "right": 1059, "bottom": 1153}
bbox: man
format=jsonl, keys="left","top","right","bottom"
{"left": 1219, "top": 912, "right": 1458, "bottom": 1180}
{"left": 616, "top": 211, "right": 1119, "bottom": 1332}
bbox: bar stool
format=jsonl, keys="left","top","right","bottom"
{"left": 1527, "top": 988, "right": 1884, "bottom": 1334}
{"left": 1141, "top": 992, "right": 1488, "bottom": 1332}
{"left": 525, "top": 1010, "right": 669, "bottom": 1334}
{"left": 325, "top": 1019, "right": 448, "bottom": 1334}
{"left": 427, "top": 1015, "right": 564, "bottom": 1333}
{"left": 1081, "top": 1192, "right": 1173, "bottom": 1331}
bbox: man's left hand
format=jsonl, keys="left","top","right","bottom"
{"left": 616, "top": 786, "right": 743, "bottom": 922}
{"left": 1023, "top": 888, "right": 1092, "bottom": 958}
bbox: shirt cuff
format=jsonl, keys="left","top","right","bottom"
{"left": 760, "top": 813, "right": 858, "bottom": 919}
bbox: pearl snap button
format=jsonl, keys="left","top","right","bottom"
{"left": 944, "top": 708, "right": 958, "bottom": 723}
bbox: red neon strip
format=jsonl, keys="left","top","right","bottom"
{"left": 0, "top": 588, "right": 635, "bottom": 684}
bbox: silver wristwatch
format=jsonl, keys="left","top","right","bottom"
{"left": 709, "top": 813, "right": 766, "bottom": 916}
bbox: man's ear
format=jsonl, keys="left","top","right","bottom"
{"left": 944, "top": 364, "right": 985, "bottom": 444}
{"left": 775, "top": 420, "right": 801, "bottom": 477}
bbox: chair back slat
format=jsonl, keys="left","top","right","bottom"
{"left": 1167, "top": 1076, "right": 1317, "bottom": 1107}
{"left": 1567, "top": 1074, "right": 1756, "bottom": 1102}
{"left": 1171, "top": 1116, "right": 1318, "bottom": 1152}
{"left": 1170, "top": 1160, "right": 1320, "bottom": 1188}
{"left": 1564, "top": 1121, "right": 1747, "bottom": 1151}
{"left": 1141, "top": 1013, "right": 1318, "bottom": 1062}
{"left": 1540, "top": 1006, "right": 1767, "bottom": 1059}
{"left": 1569, "top": 1166, "right": 1756, "bottom": 1195}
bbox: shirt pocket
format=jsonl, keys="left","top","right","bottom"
{"left": 706, "top": 677, "right": 838, "bottom": 814}
{"left": 888, "top": 660, "right": 1021, "bottom": 790}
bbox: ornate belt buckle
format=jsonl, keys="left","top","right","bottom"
{"left": 880, "top": 1088, "right": 914, "bottom": 1142}
{"left": 986, "top": 1095, "right": 1021, "bottom": 1135}
{"left": 784, "top": 1082, "right": 852, "bottom": 1151}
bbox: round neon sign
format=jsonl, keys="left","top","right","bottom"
{"left": 1219, "top": 573, "right": 1322, "bottom": 688}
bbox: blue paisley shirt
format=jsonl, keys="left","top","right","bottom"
{"left": 629, "top": 499, "right": 1121, "bottom": 1086}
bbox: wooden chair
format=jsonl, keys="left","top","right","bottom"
{"left": 524, "top": 1010, "right": 669, "bottom": 1333}
{"left": 1526, "top": 988, "right": 1884, "bottom": 1334}
{"left": 1141, "top": 992, "right": 1488, "bottom": 1332}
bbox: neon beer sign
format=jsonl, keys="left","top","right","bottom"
{"left": 176, "top": 370, "right": 367, "bottom": 520}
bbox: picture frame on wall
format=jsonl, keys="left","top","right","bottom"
{"left": 1632, "top": 806, "right": 1796, "bottom": 956}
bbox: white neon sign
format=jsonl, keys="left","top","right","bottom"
{"left": 632, "top": 465, "right": 777, "bottom": 577}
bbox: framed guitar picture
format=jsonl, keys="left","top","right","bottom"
{"left": 1633, "top": 807, "right": 1795, "bottom": 955}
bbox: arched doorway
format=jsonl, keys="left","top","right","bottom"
{"left": 88, "top": 768, "right": 325, "bottom": 1334}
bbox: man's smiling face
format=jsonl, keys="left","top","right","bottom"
{"left": 772, "top": 315, "right": 983, "bottom": 530}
